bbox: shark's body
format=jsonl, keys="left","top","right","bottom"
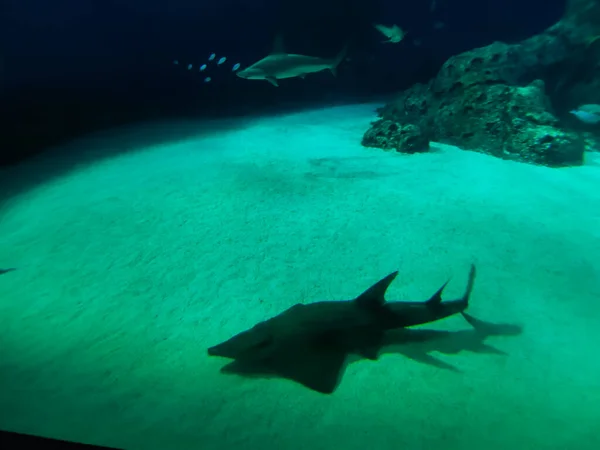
{"left": 208, "top": 265, "right": 477, "bottom": 391}
{"left": 0, "top": 268, "right": 15, "bottom": 275}
{"left": 236, "top": 37, "right": 347, "bottom": 87}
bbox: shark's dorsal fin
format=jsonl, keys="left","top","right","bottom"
{"left": 426, "top": 279, "right": 450, "bottom": 305}
{"left": 271, "top": 34, "right": 286, "bottom": 54}
{"left": 355, "top": 271, "right": 398, "bottom": 310}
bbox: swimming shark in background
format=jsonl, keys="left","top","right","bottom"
{"left": 373, "top": 23, "right": 406, "bottom": 44}
{"left": 236, "top": 36, "right": 347, "bottom": 87}
{"left": 208, "top": 264, "right": 476, "bottom": 392}
{"left": 0, "top": 268, "right": 16, "bottom": 275}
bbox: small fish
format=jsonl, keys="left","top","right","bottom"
{"left": 200, "top": 64, "right": 207, "bottom": 71}
{"left": 208, "top": 53, "right": 216, "bottom": 61}
{"left": 173, "top": 60, "right": 179, "bottom": 65}
{"left": 373, "top": 23, "right": 406, "bottom": 44}
{"left": 187, "top": 64, "right": 193, "bottom": 70}
{"left": 232, "top": 63, "right": 240, "bottom": 71}
{"left": 204, "top": 77, "right": 212, "bottom": 83}
{"left": 217, "top": 57, "right": 226, "bottom": 65}
{"left": 570, "top": 105, "right": 600, "bottom": 124}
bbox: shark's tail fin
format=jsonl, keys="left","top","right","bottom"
{"left": 329, "top": 45, "right": 348, "bottom": 76}
{"left": 461, "top": 264, "right": 476, "bottom": 307}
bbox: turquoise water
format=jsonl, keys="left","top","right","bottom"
{"left": 0, "top": 104, "right": 599, "bottom": 449}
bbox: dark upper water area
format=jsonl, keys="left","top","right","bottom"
{"left": 0, "top": 0, "right": 565, "bottom": 165}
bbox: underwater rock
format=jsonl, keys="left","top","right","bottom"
{"left": 361, "top": 120, "right": 401, "bottom": 150}
{"left": 363, "top": 0, "right": 599, "bottom": 167}
{"left": 362, "top": 120, "right": 430, "bottom": 154}
{"left": 431, "top": 42, "right": 530, "bottom": 95}
{"left": 367, "top": 78, "right": 584, "bottom": 166}
{"left": 433, "top": 80, "right": 584, "bottom": 166}
{"left": 394, "top": 123, "right": 430, "bottom": 154}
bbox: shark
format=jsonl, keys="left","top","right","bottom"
{"left": 208, "top": 264, "right": 477, "bottom": 392}
{"left": 219, "top": 312, "right": 522, "bottom": 393}
{"left": 373, "top": 23, "right": 406, "bottom": 44}
{"left": 0, "top": 268, "right": 16, "bottom": 275}
{"left": 236, "top": 36, "right": 347, "bottom": 87}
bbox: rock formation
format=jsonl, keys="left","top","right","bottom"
{"left": 363, "top": 0, "right": 600, "bottom": 167}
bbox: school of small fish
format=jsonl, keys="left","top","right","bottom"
{"left": 172, "top": 52, "right": 241, "bottom": 84}
{"left": 172, "top": 0, "right": 443, "bottom": 86}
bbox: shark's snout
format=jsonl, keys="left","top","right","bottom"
{"left": 207, "top": 339, "right": 244, "bottom": 358}
{"left": 208, "top": 325, "right": 273, "bottom": 359}
{"left": 207, "top": 346, "right": 223, "bottom": 356}
{"left": 235, "top": 68, "right": 253, "bottom": 79}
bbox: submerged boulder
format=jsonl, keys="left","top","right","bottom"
{"left": 365, "top": 78, "right": 584, "bottom": 167}
{"left": 433, "top": 80, "right": 584, "bottom": 166}
{"left": 362, "top": 120, "right": 430, "bottom": 154}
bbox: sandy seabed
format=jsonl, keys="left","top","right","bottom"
{"left": 0, "top": 104, "right": 599, "bottom": 449}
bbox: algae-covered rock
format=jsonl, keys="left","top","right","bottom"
{"left": 393, "top": 123, "right": 430, "bottom": 154}
{"left": 433, "top": 80, "right": 583, "bottom": 166}
{"left": 362, "top": 120, "right": 430, "bottom": 154}
{"left": 362, "top": 120, "right": 402, "bottom": 150}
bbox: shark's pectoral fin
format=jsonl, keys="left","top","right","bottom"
{"left": 355, "top": 271, "right": 398, "bottom": 310}
{"left": 222, "top": 335, "right": 348, "bottom": 394}
{"left": 266, "top": 76, "right": 279, "bottom": 87}
{"left": 295, "top": 346, "right": 347, "bottom": 394}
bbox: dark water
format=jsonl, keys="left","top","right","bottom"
{"left": 3, "top": 2, "right": 596, "bottom": 450}
{"left": 1, "top": 0, "right": 563, "bottom": 166}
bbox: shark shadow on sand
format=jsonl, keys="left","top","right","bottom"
{"left": 373, "top": 312, "right": 523, "bottom": 372}
{"left": 217, "top": 313, "right": 522, "bottom": 394}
